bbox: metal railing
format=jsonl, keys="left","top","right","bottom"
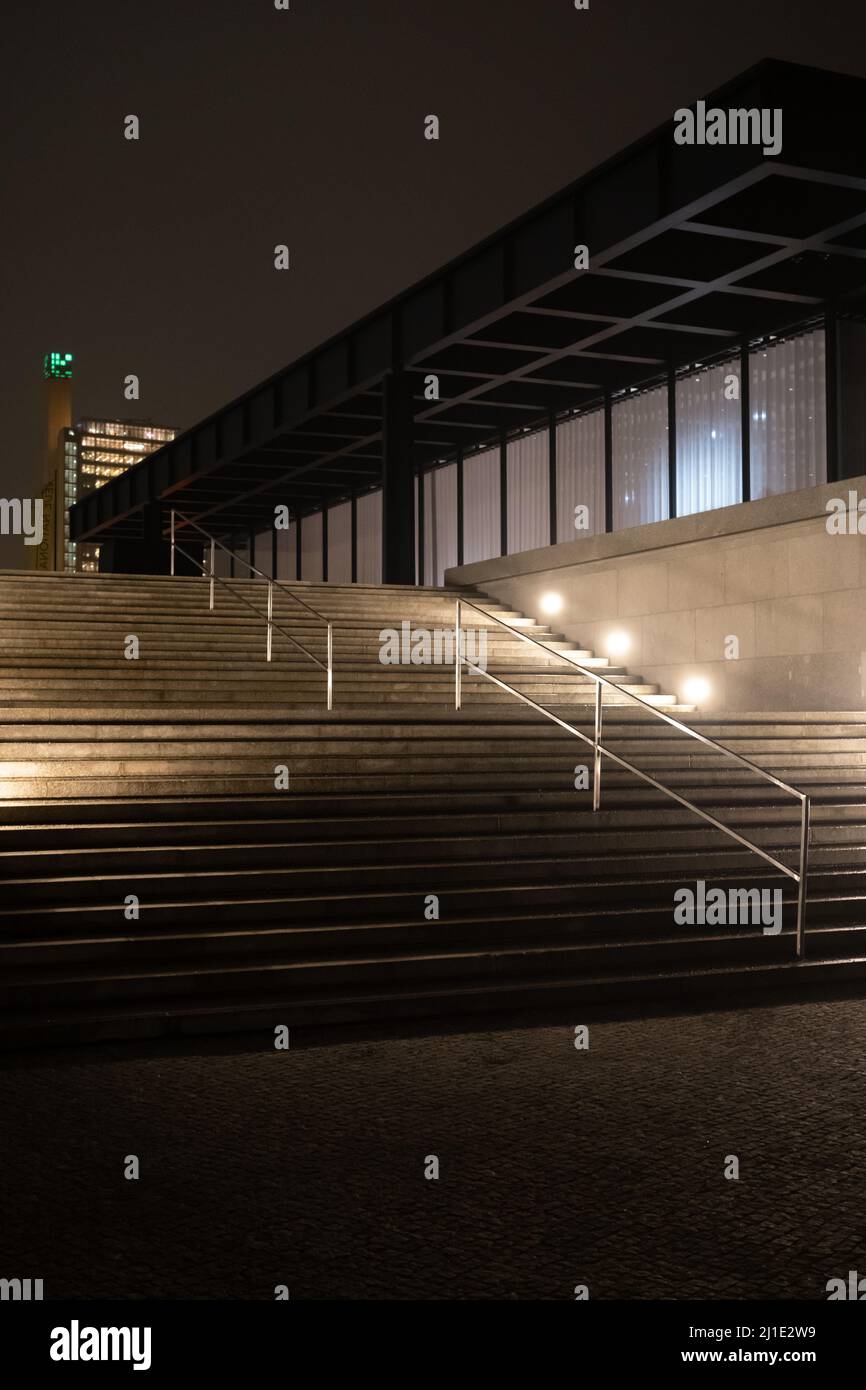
{"left": 170, "top": 510, "right": 333, "bottom": 710}
{"left": 454, "top": 595, "right": 811, "bottom": 958}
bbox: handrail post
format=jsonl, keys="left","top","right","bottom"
{"left": 326, "top": 622, "right": 333, "bottom": 711}
{"left": 455, "top": 599, "right": 462, "bottom": 710}
{"left": 266, "top": 581, "right": 273, "bottom": 662}
{"left": 796, "top": 794, "right": 811, "bottom": 960}
{"left": 208, "top": 538, "right": 215, "bottom": 611}
{"left": 593, "top": 679, "right": 603, "bottom": 812}
{"left": 170, "top": 510, "right": 175, "bottom": 576}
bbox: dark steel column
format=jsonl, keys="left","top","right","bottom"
{"left": 382, "top": 370, "right": 416, "bottom": 584}
{"left": 295, "top": 514, "right": 302, "bottom": 581}
{"left": 456, "top": 451, "right": 464, "bottom": 566}
{"left": 603, "top": 391, "right": 613, "bottom": 533}
{"left": 499, "top": 431, "right": 508, "bottom": 556}
{"left": 548, "top": 411, "right": 557, "bottom": 544}
{"left": 350, "top": 495, "right": 358, "bottom": 582}
{"left": 667, "top": 367, "right": 677, "bottom": 519}
{"left": 740, "top": 343, "right": 751, "bottom": 503}
{"left": 825, "top": 307, "right": 840, "bottom": 484}
{"left": 105, "top": 500, "right": 179, "bottom": 574}
{"left": 321, "top": 504, "right": 328, "bottom": 581}
{"left": 417, "top": 470, "right": 426, "bottom": 584}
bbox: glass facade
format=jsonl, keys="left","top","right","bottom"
{"left": 612, "top": 384, "right": 669, "bottom": 531}
{"left": 254, "top": 324, "right": 832, "bottom": 587}
{"left": 556, "top": 408, "right": 605, "bottom": 542}
{"left": 750, "top": 329, "right": 826, "bottom": 499}
{"left": 676, "top": 359, "right": 742, "bottom": 517}
{"left": 507, "top": 429, "right": 549, "bottom": 556}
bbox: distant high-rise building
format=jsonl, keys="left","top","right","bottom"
{"left": 37, "top": 353, "right": 177, "bottom": 571}
{"left": 63, "top": 418, "right": 178, "bottom": 571}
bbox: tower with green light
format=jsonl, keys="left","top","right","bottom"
{"left": 43, "top": 351, "right": 74, "bottom": 380}
{"left": 38, "top": 351, "right": 75, "bottom": 570}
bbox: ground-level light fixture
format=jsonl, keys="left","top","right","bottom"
{"left": 683, "top": 676, "right": 711, "bottom": 704}
{"left": 539, "top": 592, "right": 563, "bottom": 615}
{"left": 606, "top": 630, "right": 630, "bottom": 658}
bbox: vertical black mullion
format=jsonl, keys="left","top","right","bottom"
{"left": 321, "top": 505, "right": 328, "bottom": 582}
{"left": 548, "top": 411, "right": 557, "bottom": 544}
{"left": 295, "top": 514, "right": 302, "bottom": 581}
{"left": 417, "top": 470, "right": 425, "bottom": 585}
{"left": 825, "top": 306, "right": 840, "bottom": 483}
{"left": 350, "top": 495, "right": 358, "bottom": 583}
{"left": 271, "top": 522, "right": 278, "bottom": 580}
{"left": 456, "top": 451, "right": 464, "bottom": 566}
{"left": 603, "top": 391, "right": 613, "bottom": 533}
{"left": 740, "top": 343, "right": 751, "bottom": 503}
{"left": 499, "top": 431, "right": 508, "bottom": 556}
{"left": 667, "top": 367, "right": 677, "bottom": 520}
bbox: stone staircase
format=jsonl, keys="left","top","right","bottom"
{"left": 1, "top": 569, "right": 866, "bottom": 1046}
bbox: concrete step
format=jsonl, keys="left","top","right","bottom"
{"left": 2, "top": 832, "right": 860, "bottom": 879}
{"left": 2, "top": 802, "right": 858, "bottom": 850}
{"left": 2, "top": 862, "right": 858, "bottom": 920}
{"left": 4, "top": 569, "right": 859, "bottom": 1047}
{"left": 6, "top": 949, "right": 866, "bottom": 1048}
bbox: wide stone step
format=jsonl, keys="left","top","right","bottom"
{"left": 3, "top": 801, "right": 859, "bottom": 850}
{"left": 2, "top": 832, "right": 859, "bottom": 879}
{"left": 0, "top": 930, "right": 807, "bottom": 1011}
{"left": 1, "top": 732, "right": 865, "bottom": 759}
{"left": 4, "top": 858, "right": 857, "bottom": 913}
{"left": 4, "top": 568, "right": 860, "bottom": 1046}
{"left": 0, "top": 768, "right": 855, "bottom": 801}
{"left": 5, "top": 951, "right": 866, "bottom": 1048}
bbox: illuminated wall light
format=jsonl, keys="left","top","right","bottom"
{"left": 683, "top": 676, "right": 711, "bottom": 705}
{"left": 539, "top": 592, "right": 563, "bottom": 616}
{"left": 606, "top": 630, "right": 630, "bottom": 658}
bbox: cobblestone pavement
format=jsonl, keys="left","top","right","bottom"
{"left": 2, "top": 994, "right": 865, "bottom": 1300}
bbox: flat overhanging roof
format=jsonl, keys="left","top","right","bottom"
{"left": 70, "top": 58, "right": 866, "bottom": 545}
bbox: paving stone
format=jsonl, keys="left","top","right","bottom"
{"left": 1, "top": 996, "right": 864, "bottom": 1299}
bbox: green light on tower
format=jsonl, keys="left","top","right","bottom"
{"left": 43, "top": 351, "right": 74, "bottom": 380}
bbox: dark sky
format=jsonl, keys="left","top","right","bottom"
{"left": 3, "top": 0, "right": 866, "bottom": 566}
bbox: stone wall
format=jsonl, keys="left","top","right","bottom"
{"left": 446, "top": 476, "right": 866, "bottom": 712}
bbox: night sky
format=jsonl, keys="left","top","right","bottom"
{"left": 2, "top": 0, "right": 865, "bottom": 567}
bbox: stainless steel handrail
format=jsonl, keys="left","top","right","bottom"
{"left": 171, "top": 510, "right": 327, "bottom": 623}
{"left": 454, "top": 595, "right": 811, "bottom": 957}
{"left": 170, "top": 516, "right": 333, "bottom": 710}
